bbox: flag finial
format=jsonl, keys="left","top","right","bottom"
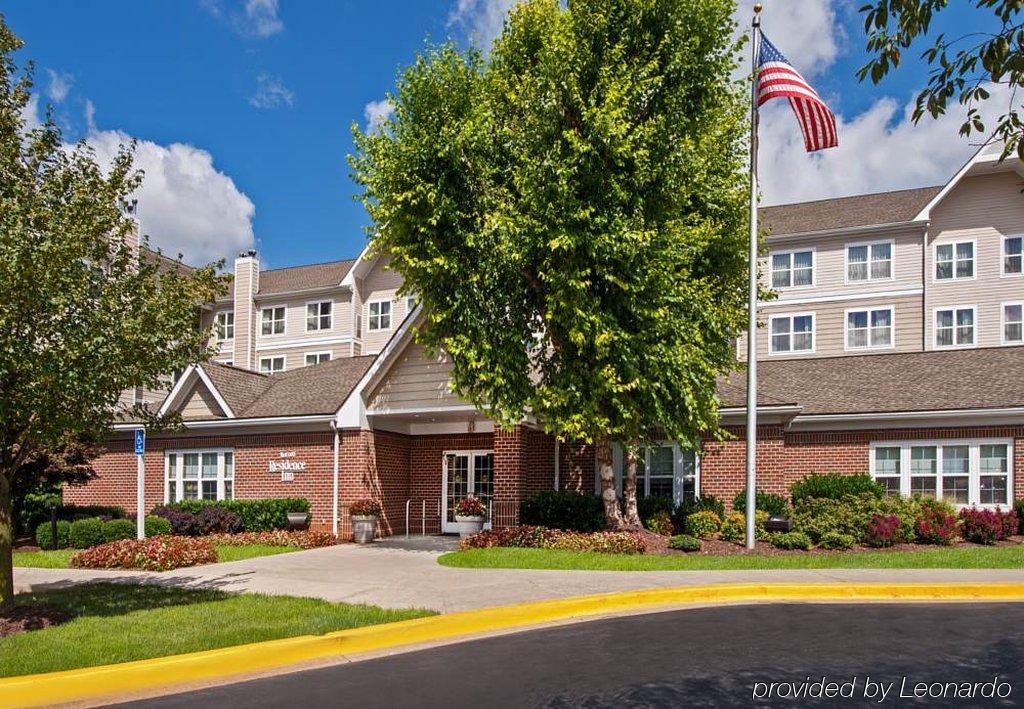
{"left": 753, "top": 3, "right": 762, "bottom": 13}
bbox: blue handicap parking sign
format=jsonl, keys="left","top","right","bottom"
{"left": 134, "top": 428, "right": 145, "bottom": 455}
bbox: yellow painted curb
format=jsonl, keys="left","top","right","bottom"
{"left": 2, "top": 582, "right": 1023, "bottom": 708}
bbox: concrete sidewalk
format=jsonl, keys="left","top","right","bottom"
{"left": 15, "top": 543, "right": 1024, "bottom": 612}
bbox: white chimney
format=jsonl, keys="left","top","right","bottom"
{"left": 232, "top": 250, "right": 260, "bottom": 370}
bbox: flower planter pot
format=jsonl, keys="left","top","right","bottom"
{"left": 352, "top": 515, "right": 378, "bottom": 544}
{"left": 455, "top": 515, "right": 486, "bottom": 538}
{"left": 286, "top": 511, "right": 309, "bottom": 530}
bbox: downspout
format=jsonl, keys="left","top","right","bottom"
{"left": 331, "top": 420, "right": 340, "bottom": 537}
{"left": 922, "top": 224, "right": 929, "bottom": 350}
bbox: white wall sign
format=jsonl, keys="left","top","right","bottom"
{"left": 268, "top": 450, "right": 306, "bottom": 477}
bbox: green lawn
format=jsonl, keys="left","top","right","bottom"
{"left": 2, "top": 583, "right": 433, "bottom": 677}
{"left": 13, "top": 544, "right": 300, "bottom": 569}
{"left": 438, "top": 545, "right": 1024, "bottom": 571}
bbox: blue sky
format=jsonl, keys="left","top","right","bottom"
{"left": 4, "top": 1, "right": 997, "bottom": 269}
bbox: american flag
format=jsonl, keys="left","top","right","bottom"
{"left": 757, "top": 34, "right": 837, "bottom": 152}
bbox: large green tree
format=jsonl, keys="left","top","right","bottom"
{"left": 859, "top": 0, "right": 1024, "bottom": 158}
{"left": 351, "top": 0, "right": 749, "bottom": 528}
{"left": 0, "top": 17, "right": 224, "bottom": 605}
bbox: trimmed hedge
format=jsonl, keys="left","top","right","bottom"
{"left": 519, "top": 491, "right": 606, "bottom": 532}
{"left": 35, "top": 520, "right": 71, "bottom": 550}
{"left": 155, "top": 498, "right": 309, "bottom": 532}
{"left": 102, "top": 519, "right": 137, "bottom": 543}
{"left": 790, "top": 473, "right": 884, "bottom": 504}
{"left": 69, "top": 518, "right": 106, "bottom": 549}
{"left": 771, "top": 531, "right": 812, "bottom": 550}
{"left": 144, "top": 515, "right": 172, "bottom": 537}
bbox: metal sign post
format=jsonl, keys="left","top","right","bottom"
{"left": 135, "top": 428, "right": 146, "bottom": 539}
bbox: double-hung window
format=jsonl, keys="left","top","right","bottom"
{"left": 368, "top": 300, "right": 392, "bottom": 331}
{"left": 872, "top": 441, "right": 1012, "bottom": 507}
{"left": 166, "top": 450, "right": 234, "bottom": 503}
{"left": 1004, "top": 236, "right": 1023, "bottom": 276}
{"left": 935, "top": 241, "right": 974, "bottom": 281}
{"left": 846, "top": 306, "right": 893, "bottom": 349}
{"left": 214, "top": 311, "right": 234, "bottom": 341}
{"left": 846, "top": 241, "right": 892, "bottom": 282}
{"left": 612, "top": 444, "right": 698, "bottom": 504}
{"left": 770, "top": 250, "right": 814, "bottom": 289}
{"left": 769, "top": 313, "right": 814, "bottom": 354}
{"left": 934, "top": 306, "right": 975, "bottom": 348}
{"left": 306, "top": 301, "right": 332, "bottom": 332}
{"left": 304, "top": 351, "right": 331, "bottom": 366}
{"left": 259, "top": 356, "right": 285, "bottom": 374}
{"left": 261, "top": 306, "right": 286, "bottom": 335}
{"left": 1003, "top": 303, "right": 1023, "bottom": 344}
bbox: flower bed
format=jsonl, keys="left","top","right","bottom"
{"left": 205, "top": 530, "right": 338, "bottom": 549}
{"left": 460, "top": 525, "right": 646, "bottom": 554}
{"left": 70, "top": 536, "right": 217, "bottom": 571}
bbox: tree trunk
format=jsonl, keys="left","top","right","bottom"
{"left": 0, "top": 473, "right": 12, "bottom": 610}
{"left": 596, "top": 438, "right": 624, "bottom": 530}
{"left": 622, "top": 444, "right": 643, "bottom": 530}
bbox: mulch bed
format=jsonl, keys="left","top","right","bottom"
{"left": 0, "top": 605, "right": 72, "bottom": 639}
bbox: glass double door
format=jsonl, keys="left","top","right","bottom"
{"left": 442, "top": 451, "right": 494, "bottom": 533}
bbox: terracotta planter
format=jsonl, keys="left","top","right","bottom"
{"left": 352, "top": 515, "right": 378, "bottom": 543}
{"left": 455, "top": 515, "right": 485, "bottom": 538}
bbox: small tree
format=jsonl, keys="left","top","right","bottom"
{"left": 0, "top": 17, "right": 224, "bottom": 605}
{"left": 352, "top": 0, "right": 749, "bottom": 528}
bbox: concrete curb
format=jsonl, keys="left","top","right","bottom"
{"left": 3, "top": 582, "right": 1024, "bottom": 708}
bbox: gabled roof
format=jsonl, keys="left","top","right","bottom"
{"left": 759, "top": 186, "right": 941, "bottom": 236}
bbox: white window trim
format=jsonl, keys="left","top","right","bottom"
{"left": 258, "top": 355, "right": 286, "bottom": 373}
{"left": 1002, "top": 234, "right": 1024, "bottom": 278}
{"left": 769, "top": 247, "right": 816, "bottom": 291}
{"left": 869, "top": 439, "right": 1014, "bottom": 508}
{"left": 1002, "top": 300, "right": 1024, "bottom": 346}
{"left": 260, "top": 305, "right": 287, "bottom": 336}
{"left": 768, "top": 311, "right": 816, "bottom": 355}
{"left": 164, "top": 448, "right": 235, "bottom": 503}
{"left": 304, "top": 350, "right": 332, "bottom": 366}
{"left": 844, "top": 238, "right": 895, "bottom": 285}
{"left": 305, "top": 300, "right": 334, "bottom": 333}
{"left": 932, "top": 239, "right": 977, "bottom": 283}
{"left": 932, "top": 305, "right": 977, "bottom": 350}
{"left": 843, "top": 305, "right": 896, "bottom": 352}
{"left": 367, "top": 298, "right": 393, "bottom": 332}
{"left": 214, "top": 310, "right": 234, "bottom": 342}
{"left": 601, "top": 442, "right": 701, "bottom": 506}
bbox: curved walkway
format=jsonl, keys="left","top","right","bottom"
{"left": 15, "top": 542, "right": 1024, "bottom": 612}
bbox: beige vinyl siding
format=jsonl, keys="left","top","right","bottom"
{"left": 744, "top": 295, "right": 923, "bottom": 360}
{"left": 255, "top": 291, "right": 353, "bottom": 345}
{"left": 926, "top": 172, "right": 1024, "bottom": 349}
{"left": 252, "top": 344, "right": 351, "bottom": 371}
{"left": 368, "top": 342, "right": 463, "bottom": 410}
{"left": 359, "top": 256, "right": 411, "bottom": 354}
{"left": 176, "top": 383, "right": 226, "bottom": 419}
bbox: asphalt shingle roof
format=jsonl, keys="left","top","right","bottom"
{"left": 759, "top": 186, "right": 942, "bottom": 236}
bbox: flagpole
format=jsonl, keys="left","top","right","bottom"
{"left": 745, "top": 4, "right": 763, "bottom": 550}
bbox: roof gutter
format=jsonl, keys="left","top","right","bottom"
{"left": 766, "top": 219, "right": 928, "bottom": 243}
{"left": 112, "top": 414, "right": 336, "bottom": 432}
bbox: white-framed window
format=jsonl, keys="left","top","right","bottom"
{"left": 165, "top": 449, "right": 234, "bottom": 503}
{"left": 304, "top": 351, "right": 332, "bottom": 366}
{"left": 306, "top": 301, "right": 332, "bottom": 332}
{"left": 368, "top": 300, "right": 392, "bottom": 331}
{"left": 261, "top": 306, "right": 286, "bottom": 336}
{"left": 770, "top": 249, "right": 814, "bottom": 289}
{"left": 845, "top": 306, "right": 894, "bottom": 350}
{"left": 259, "top": 356, "right": 285, "bottom": 374}
{"left": 934, "top": 240, "right": 975, "bottom": 281}
{"left": 607, "top": 443, "right": 699, "bottom": 505}
{"left": 1003, "top": 302, "right": 1023, "bottom": 344}
{"left": 1003, "top": 235, "right": 1023, "bottom": 276}
{"left": 846, "top": 240, "right": 893, "bottom": 282}
{"left": 934, "top": 306, "right": 976, "bottom": 348}
{"left": 217, "top": 359, "right": 233, "bottom": 367}
{"left": 406, "top": 294, "right": 417, "bottom": 312}
{"left": 871, "top": 440, "right": 1012, "bottom": 507}
{"left": 214, "top": 311, "right": 234, "bottom": 341}
{"left": 769, "top": 313, "right": 814, "bottom": 354}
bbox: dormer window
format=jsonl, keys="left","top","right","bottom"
{"left": 771, "top": 250, "right": 813, "bottom": 289}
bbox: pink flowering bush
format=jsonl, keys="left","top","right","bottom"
{"left": 206, "top": 530, "right": 337, "bottom": 549}
{"left": 958, "top": 507, "right": 1018, "bottom": 545}
{"left": 864, "top": 514, "right": 904, "bottom": 548}
{"left": 915, "top": 506, "right": 959, "bottom": 546}
{"left": 459, "top": 525, "right": 646, "bottom": 554}
{"left": 70, "top": 536, "right": 217, "bottom": 571}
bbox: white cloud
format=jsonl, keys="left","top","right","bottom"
{"left": 202, "top": 0, "right": 283, "bottom": 38}
{"left": 45, "top": 69, "right": 73, "bottom": 103}
{"left": 20, "top": 94, "right": 42, "bottom": 132}
{"left": 362, "top": 98, "right": 394, "bottom": 133}
{"left": 249, "top": 73, "right": 294, "bottom": 109}
{"left": 735, "top": 0, "right": 841, "bottom": 78}
{"left": 448, "top": 0, "right": 521, "bottom": 48}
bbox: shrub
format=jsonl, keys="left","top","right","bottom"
{"left": 144, "top": 515, "right": 172, "bottom": 537}
{"left": 194, "top": 507, "right": 244, "bottom": 535}
{"left": 157, "top": 498, "right": 310, "bottom": 532}
{"left": 350, "top": 499, "right": 382, "bottom": 517}
{"left": 68, "top": 518, "right": 106, "bottom": 549}
{"left": 915, "top": 500, "right": 959, "bottom": 545}
{"left": 152, "top": 507, "right": 199, "bottom": 536}
{"left": 519, "top": 490, "right": 605, "bottom": 532}
{"left": 460, "top": 525, "right": 559, "bottom": 550}
{"left": 459, "top": 525, "right": 645, "bottom": 554}
{"left": 102, "top": 519, "right": 137, "bottom": 543}
{"left": 684, "top": 510, "right": 722, "bottom": 539}
{"left": 638, "top": 496, "right": 675, "bottom": 528}
{"left": 866, "top": 494, "right": 920, "bottom": 543}
{"left": 719, "top": 510, "right": 769, "bottom": 543}
{"left": 70, "top": 536, "right": 218, "bottom": 571}
{"left": 646, "top": 510, "right": 674, "bottom": 536}
{"left": 732, "top": 490, "right": 789, "bottom": 517}
{"left": 35, "top": 520, "right": 70, "bottom": 550}
{"left": 17, "top": 490, "right": 62, "bottom": 535}
{"left": 1002, "top": 508, "right": 1020, "bottom": 539}
{"left": 864, "top": 514, "right": 903, "bottom": 548}
{"left": 668, "top": 534, "right": 701, "bottom": 552}
{"left": 771, "top": 531, "right": 813, "bottom": 551}
{"left": 790, "top": 473, "right": 884, "bottom": 505}
{"left": 62, "top": 504, "right": 126, "bottom": 521}
{"left": 791, "top": 495, "right": 871, "bottom": 543}
{"left": 206, "top": 530, "right": 337, "bottom": 549}
{"left": 958, "top": 507, "right": 1017, "bottom": 545}
{"left": 1016, "top": 499, "right": 1024, "bottom": 535}
{"left": 819, "top": 531, "right": 857, "bottom": 550}
{"left": 454, "top": 496, "right": 487, "bottom": 517}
